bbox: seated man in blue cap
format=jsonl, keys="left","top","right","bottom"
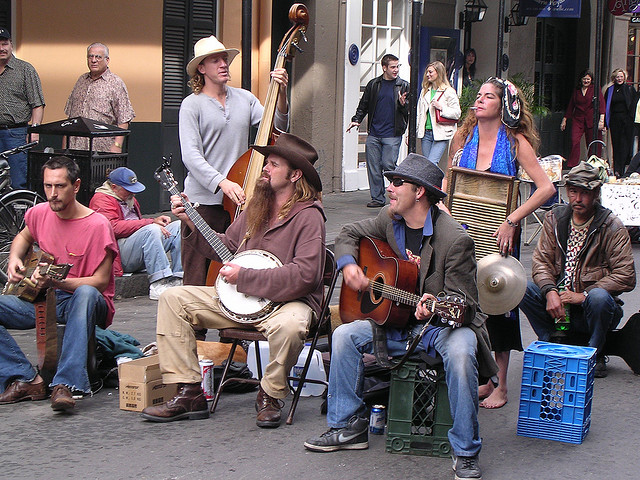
{"left": 90, "top": 167, "right": 182, "bottom": 299}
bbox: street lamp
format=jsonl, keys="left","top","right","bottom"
{"left": 464, "top": 0, "right": 488, "bottom": 23}
{"left": 459, "top": 0, "right": 488, "bottom": 51}
{"left": 504, "top": 2, "right": 528, "bottom": 33}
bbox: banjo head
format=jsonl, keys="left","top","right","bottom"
{"left": 215, "top": 250, "right": 283, "bottom": 323}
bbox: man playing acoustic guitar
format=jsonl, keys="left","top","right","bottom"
{"left": 0, "top": 156, "right": 118, "bottom": 412}
{"left": 141, "top": 133, "right": 325, "bottom": 428}
{"left": 304, "top": 154, "right": 497, "bottom": 480}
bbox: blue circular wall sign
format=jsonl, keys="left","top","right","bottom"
{"left": 348, "top": 44, "right": 360, "bottom": 66}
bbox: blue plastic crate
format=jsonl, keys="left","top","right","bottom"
{"left": 517, "top": 341, "right": 596, "bottom": 444}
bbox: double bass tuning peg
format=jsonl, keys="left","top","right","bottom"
{"left": 292, "top": 42, "right": 304, "bottom": 54}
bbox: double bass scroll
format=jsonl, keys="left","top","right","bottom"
{"left": 222, "top": 3, "right": 310, "bottom": 222}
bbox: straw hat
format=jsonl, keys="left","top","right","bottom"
{"left": 186, "top": 35, "right": 240, "bottom": 77}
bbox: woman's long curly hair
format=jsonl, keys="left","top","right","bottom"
{"left": 457, "top": 78, "right": 540, "bottom": 157}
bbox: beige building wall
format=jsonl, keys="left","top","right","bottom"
{"left": 13, "top": 0, "right": 163, "bottom": 124}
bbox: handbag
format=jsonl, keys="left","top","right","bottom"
{"left": 434, "top": 91, "right": 458, "bottom": 126}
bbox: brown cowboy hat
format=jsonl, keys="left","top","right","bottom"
{"left": 186, "top": 35, "right": 240, "bottom": 77}
{"left": 251, "top": 133, "right": 322, "bottom": 192}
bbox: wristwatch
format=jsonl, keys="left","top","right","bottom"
{"left": 582, "top": 291, "right": 589, "bottom": 303}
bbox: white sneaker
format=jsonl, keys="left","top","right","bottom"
{"left": 169, "top": 277, "right": 183, "bottom": 287}
{"left": 149, "top": 278, "right": 174, "bottom": 300}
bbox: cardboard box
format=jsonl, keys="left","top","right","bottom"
{"left": 118, "top": 355, "right": 177, "bottom": 412}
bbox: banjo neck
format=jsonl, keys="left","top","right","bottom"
{"left": 165, "top": 183, "right": 234, "bottom": 263}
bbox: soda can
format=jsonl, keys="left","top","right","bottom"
{"left": 199, "top": 359, "right": 214, "bottom": 401}
{"left": 369, "top": 405, "right": 386, "bottom": 434}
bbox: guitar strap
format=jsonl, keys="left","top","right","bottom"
{"left": 35, "top": 288, "right": 58, "bottom": 384}
{"left": 369, "top": 320, "right": 433, "bottom": 371}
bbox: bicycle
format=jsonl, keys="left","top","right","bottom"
{"left": 0, "top": 141, "right": 46, "bottom": 284}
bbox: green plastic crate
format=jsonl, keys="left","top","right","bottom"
{"left": 386, "top": 360, "right": 453, "bottom": 457}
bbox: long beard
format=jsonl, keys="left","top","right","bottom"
{"left": 243, "top": 179, "right": 275, "bottom": 237}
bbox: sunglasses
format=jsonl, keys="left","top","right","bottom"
{"left": 390, "top": 177, "right": 415, "bottom": 187}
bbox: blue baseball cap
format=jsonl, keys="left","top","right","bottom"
{"left": 109, "top": 167, "right": 145, "bottom": 193}
{"left": 0, "top": 28, "right": 10, "bottom": 40}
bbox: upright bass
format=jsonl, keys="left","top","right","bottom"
{"left": 205, "top": 3, "right": 309, "bottom": 285}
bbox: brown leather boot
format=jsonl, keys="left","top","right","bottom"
{"left": 255, "top": 385, "right": 284, "bottom": 428}
{"left": 140, "top": 383, "right": 209, "bottom": 422}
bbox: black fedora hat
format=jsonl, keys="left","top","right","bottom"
{"left": 251, "top": 133, "right": 322, "bottom": 192}
{"left": 384, "top": 153, "right": 447, "bottom": 199}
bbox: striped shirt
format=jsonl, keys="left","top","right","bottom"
{"left": 64, "top": 68, "right": 135, "bottom": 151}
{"left": 0, "top": 55, "right": 45, "bottom": 125}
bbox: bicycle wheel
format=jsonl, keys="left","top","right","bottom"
{"left": 0, "top": 190, "right": 45, "bottom": 284}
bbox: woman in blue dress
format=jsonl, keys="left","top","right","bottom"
{"left": 446, "top": 77, "right": 556, "bottom": 408}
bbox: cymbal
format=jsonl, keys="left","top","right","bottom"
{"left": 477, "top": 253, "right": 526, "bottom": 315}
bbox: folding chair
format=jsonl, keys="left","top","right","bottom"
{"left": 210, "top": 248, "right": 338, "bottom": 425}
{"left": 521, "top": 155, "right": 563, "bottom": 246}
{"left": 523, "top": 183, "right": 561, "bottom": 246}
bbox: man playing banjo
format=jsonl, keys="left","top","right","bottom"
{"left": 141, "top": 133, "right": 325, "bottom": 428}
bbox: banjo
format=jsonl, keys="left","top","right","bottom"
{"left": 154, "top": 161, "right": 282, "bottom": 324}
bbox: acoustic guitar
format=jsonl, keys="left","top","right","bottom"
{"left": 339, "top": 236, "right": 466, "bottom": 328}
{"left": 2, "top": 247, "right": 72, "bottom": 302}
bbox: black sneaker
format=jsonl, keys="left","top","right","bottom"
{"left": 304, "top": 415, "right": 369, "bottom": 452}
{"left": 452, "top": 454, "right": 482, "bottom": 480}
{"left": 595, "top": 356, "right": 608, "bottom": 378}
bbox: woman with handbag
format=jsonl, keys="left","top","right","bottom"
{"left": 417, "top": 61, "right": 461, "bottom": 165}
{"left": 447, "top": 77, "right": 555, "bottom": 409}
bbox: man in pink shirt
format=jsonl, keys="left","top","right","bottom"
{"left": 0, "top": 156, "right": 118, "bottom": 412}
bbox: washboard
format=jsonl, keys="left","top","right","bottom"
{"left": 445, "top": 166, "right": 519, "bottom": 261}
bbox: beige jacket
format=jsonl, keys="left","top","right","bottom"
{"left": 417, "top": 86, "right": 461, "bottom": 141}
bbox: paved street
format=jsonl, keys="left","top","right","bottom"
{"left": 2, "top": 190, "right": 639, "bottom": 480}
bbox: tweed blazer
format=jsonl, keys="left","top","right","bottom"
{"left": 335, "top": 206, "right": 498, "bottom": 379}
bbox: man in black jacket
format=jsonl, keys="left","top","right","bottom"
{"left": 347, "top": 54, "right": 409, "bottom": 208}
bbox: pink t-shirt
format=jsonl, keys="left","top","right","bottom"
{"left": 25, "top": 203, "right": 118, "bottom": 326}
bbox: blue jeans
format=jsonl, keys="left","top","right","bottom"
{"left": 420, "top": 130, "right": 448, "bottom": 166}
{"left": 117, "top": 221, "right": 183, "bottom": 283}
{"left": 0, "top": 286, "right": 107, "bottom": 393}
{"left": 0, "top": 126, "right": 29, "bottom": 189}
{"left": 520, "top": 281, "right": 622, "bottom": 353}
{"left": 327, "top": 320, "right": 481, "bottom": 457}
{"left": 365, "top": 135, "right": 402, "bottom": 204}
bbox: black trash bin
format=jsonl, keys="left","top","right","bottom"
{"left": 28, "top": 117, "right": 130, "bottom": 205}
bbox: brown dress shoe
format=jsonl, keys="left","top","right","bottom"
{"left": 0, "top": 380, "right": 47, "bottom": 404}
{"left": 255, "top": 386, "right": 284, "bottom": 428}
{"left": 140, "top": 383, "right": 209, "bottom": 422}
{"left": 50, "top": 385, "right": 76, "bottom": 411}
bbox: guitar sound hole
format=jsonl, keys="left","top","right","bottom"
{"left": 371, "top": 277, "right": 384, "bottom": 301}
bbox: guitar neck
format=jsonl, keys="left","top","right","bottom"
{"left": 368, "top": 280, "right": 435, "bottom": 311}
{"left": 167, "top": 185, "right": 233, "bottom": 263}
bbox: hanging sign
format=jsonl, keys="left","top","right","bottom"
{"left": 521, "top": 0, "right": 582, "bottom": 18}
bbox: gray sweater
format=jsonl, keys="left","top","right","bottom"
{"left": 179, "top": 86, "right": 288, "bottom": 205}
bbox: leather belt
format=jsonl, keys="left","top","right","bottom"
{"left": 0, "top": 123, "right": 28, "bottom": 130}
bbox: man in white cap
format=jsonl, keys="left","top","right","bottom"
{"left": 179, "top": 35, "right": 289, "bottom": 294}
{"left": 90, "top": 167, "right": 182, "bottom": 300}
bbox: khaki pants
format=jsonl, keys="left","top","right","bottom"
{"left": 156, "top": 285, "right": 313, "bottom": 399}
